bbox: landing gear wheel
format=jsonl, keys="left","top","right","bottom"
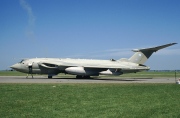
{"left": 48, "top": 76, "right": 52, "bottom": 79}
{"left": 76, "top": 75, "right": 82, "bottom": 79}
{"left": 84, "top": 76, "right": 90, "bottom": 79}
{"left": 76, "top": 75, "right": 90, "bottom": 79}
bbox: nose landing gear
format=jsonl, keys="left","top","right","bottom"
{"left": 26, "top": 63, "right": 33, "bottom": 78}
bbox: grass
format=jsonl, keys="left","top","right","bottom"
{"left": 0, "top": 84, "right": 180, "bottom": 117}
{"left": 0, "top": 71, "right": 27, "bottom": 76}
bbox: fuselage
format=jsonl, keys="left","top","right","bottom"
{"left": 11, "top": 58, "right": 150, "bottom": 77}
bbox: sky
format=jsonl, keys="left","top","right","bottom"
{"left": 0, "top": 0, "right": 180, "bottom": 70}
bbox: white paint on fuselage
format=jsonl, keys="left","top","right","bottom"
{"left": 27, "top": 58, "right": 139, "bottom": 69}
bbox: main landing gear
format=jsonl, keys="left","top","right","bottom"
{"left": 76, "top": 75, "right": 91, "bottom": 79}
{"left": 48, "top": 75, "right": 52, "bottom": 79}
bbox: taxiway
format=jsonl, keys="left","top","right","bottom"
{"left": 0, "top": 76, "right": 176, "bottom": 83}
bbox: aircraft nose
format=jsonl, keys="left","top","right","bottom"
{"left": 10, "top": 63, "right": 20, "bottom": 70}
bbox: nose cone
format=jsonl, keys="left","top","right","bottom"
{"left": 10, "top": 63, "right": 21, "bottom": 70}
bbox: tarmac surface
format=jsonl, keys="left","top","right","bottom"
{"left": 0, "top": 76, "right": 177, "bottom": 83}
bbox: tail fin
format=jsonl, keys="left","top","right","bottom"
{"left": 128, "top": 43, "right": 177, "bottom": 64}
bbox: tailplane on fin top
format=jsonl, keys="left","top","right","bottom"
{"left": 128, "top": 43, "right": 177, "bottom": 64}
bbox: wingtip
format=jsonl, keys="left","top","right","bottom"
{"left": 171, "top": 42, "right": 177, "bottom": 45}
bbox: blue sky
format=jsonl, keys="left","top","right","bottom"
{"left": 0, "top": 0, "right": 180, "bottom": 70}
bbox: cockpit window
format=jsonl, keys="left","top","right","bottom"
{"left": 19, "top": 60, "right": 24, "bottom": 63}
{"left": 19, "top": 59, "right": 28, "bottom": 63}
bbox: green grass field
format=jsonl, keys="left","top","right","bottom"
{"left": 0, "top": 71, "right": 27, "bottom": 76}
{"left": 0, "top": 84, "right": 180, "bottom": 117}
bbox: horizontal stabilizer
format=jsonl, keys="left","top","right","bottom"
{"left": 132, "top": 43, "right": 177, "bottom": 52}
{"left": 129, "top": 43, "right": 177, "bottom": 64}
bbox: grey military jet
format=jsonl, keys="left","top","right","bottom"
{"left": 11, "top": 43, "right": 177, "bottom": 78}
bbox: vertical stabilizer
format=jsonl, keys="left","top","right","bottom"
{"left": 128, "top": 43, "right": 177, "bottom": 64}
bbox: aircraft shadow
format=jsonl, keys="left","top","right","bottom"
{"left": 25, "top": 76, "right": 152, "bottom": 82}
{"left": 48, "top": 77, "right": 148, "bottom": 81}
